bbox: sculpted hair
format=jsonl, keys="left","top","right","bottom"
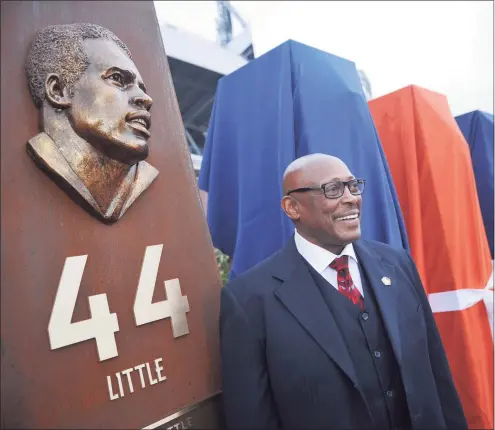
{"left": 26, "top": 23, "right": 132, "bottom": 108}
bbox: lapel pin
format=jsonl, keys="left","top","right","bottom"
{"left": 381, "top": 277, "right": 391, "bottom": 286}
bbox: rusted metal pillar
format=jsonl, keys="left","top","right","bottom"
{"left": 1, "top": 1, "right": 223, "bottom": 428}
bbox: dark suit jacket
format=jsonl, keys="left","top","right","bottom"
{"left": 220, "top": 238, "right": 467, "bottom": 430}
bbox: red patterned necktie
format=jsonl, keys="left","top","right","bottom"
{"left": 329, "top": 255, "right": 364, "bottom": 310}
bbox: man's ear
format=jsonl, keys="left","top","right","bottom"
{"left": 44, "top": 74, "right": 71, "bottom": 109}
{"left": 281, "top": 195, "right": 300, "bottom": 221}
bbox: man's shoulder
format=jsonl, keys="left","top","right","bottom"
{"left": 27, "top": 132, "right": 104, "bottom": 215}
{"left": 358, "top": 239, "right": 408, "bottom": 258}
{"left": 356, "top": 239, "right": 413, "bottom": 272}
{"left": 27, "top": 132, "right": 59, "bottom": 166}
{"left": 223, "top": 245, "right": 289, "bottom": 301}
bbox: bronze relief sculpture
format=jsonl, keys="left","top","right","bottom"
{"left": 25, "top": 23, "right": 159, "bottom": 224}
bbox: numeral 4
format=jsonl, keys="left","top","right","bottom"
{"left": 48, "top": 245, "right": 190, "bottom": 362}
{"left": 48, "top": 255, "right": 119, "bottom": 362}
{"left": 134, "top": 245, "right": 190, "bottom": 338}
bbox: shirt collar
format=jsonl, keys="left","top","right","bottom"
{"left": 294, "top": 230, "right": 358, "bottom": 274}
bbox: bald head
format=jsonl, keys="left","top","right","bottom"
{"left": 281, "top": 153, "right": 363, "bottom": 253}
{"left": 282, "top": 154, "right": 351, "bottom": 195}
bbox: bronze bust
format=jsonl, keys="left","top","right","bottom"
{"left": 25, "top": 23, "right": 159, "bottom": 224}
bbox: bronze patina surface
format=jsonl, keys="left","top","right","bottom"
{"left": 25, "top": 23, "right": 158, "bottom": 223}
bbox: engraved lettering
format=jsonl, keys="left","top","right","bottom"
{"left": 107, "top": 375, "right": 120, "bottom": 401}
{"left": 155, "top": 358, "right": 167, "bottom": 382}
{"left": 167, "top": 416, "right": 193, "bottom": 430}
{"left": 121, "top": 367, "right": 135, "bottom": 393}
{"left": 105, "top": 357, "right": 166, "bottom": 401}
{"left": 146, "top": 362, "right": 158, "bottom": 385}
{"left": 134, "top": 363, "right": 147, "bottom": 388}
{"left": 116, "top": 372, "right": 125, "bottom": 397}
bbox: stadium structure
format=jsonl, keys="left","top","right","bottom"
{"left": 158, "top": 1, "right": 372, "bottom": 175}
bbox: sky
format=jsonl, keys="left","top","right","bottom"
{"left": 154, "top": 1, "right": 493, "bottom": 116}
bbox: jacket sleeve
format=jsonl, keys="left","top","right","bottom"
{"left": 220, "top": 284, "right": 281, "bottom": 430}
{"left": 403, "top": 250, "right": 468, "bottom": 429}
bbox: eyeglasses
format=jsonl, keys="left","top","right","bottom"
{"left": 287, "top": 179, "right": 366, "bottom": 199}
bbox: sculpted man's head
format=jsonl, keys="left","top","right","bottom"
{"left": 24, "top": 23, "right": 159, "bottom": 224}
{"left": 26, "top": 23, "right": 153, "bottom": 165}
{"left": 281, "top": 154, "right": 365, "bottom": 254}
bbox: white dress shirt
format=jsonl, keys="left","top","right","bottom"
{"left": 294, "top": 230, "right": 364, "bottom": 297}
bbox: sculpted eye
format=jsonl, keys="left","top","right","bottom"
{"left": 108, "top": 73, "right": 124, "bottom": 86}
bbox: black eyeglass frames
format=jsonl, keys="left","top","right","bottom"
{"left": 286, "top": 179, "right": 366, "bottom": 199}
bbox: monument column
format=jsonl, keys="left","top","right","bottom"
{"left": 1, "top": 1, "right": 223, "bottom": 428}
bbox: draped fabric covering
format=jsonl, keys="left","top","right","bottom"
{"left": 456, "top": 110, "right": 494, "bottom": 258}
{"left": 199, "top": 40, "right": 409, "bottom": 279}
{"left": 369, "top": 86, "right": 493, "bottom": 429}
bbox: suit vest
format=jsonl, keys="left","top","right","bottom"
{"left": 307, "top": 262, "right": 411, "bottom": 430}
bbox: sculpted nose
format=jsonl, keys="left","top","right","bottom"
{"left": 132, "top": 93, "right": 153, "bottom": 111}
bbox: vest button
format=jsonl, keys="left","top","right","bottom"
{"left": 361, "top": 312, "right": 369, "bottom": 321}
{"left": 374, "top": 350, "right": 381, "bottom": 358}
{"left": 386, "top": 390, "right": 394, "bottom": 398}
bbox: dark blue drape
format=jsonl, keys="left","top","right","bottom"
{"left": 456, "top": 110, "right": 494, "bottom": 258}
{"left": 199, "top": 40, "right": 409, "bottom": 279}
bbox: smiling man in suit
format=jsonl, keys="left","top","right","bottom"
{"left": 220, "top": 154, "right": 467, "bottom": 430}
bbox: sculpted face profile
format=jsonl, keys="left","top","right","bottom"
{"left": 25, "top": 23, "right": 159, "bottom": 223}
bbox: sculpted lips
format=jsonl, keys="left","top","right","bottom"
{"left": 126, "top": 111, "right": 151, "bottom": 138}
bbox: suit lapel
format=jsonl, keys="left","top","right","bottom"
{"left": 354, "top": 241, "right": 402, "bottom": 362}
{"left": 273, "top": 241, "right": 361, "bottom": 389}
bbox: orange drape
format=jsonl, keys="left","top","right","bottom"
{"left": 369, "top": 85, "right": 493, "bottom": 429}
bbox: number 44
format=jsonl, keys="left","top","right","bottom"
{"left": 48, "top": 245, "right": 190, "bottom": 362}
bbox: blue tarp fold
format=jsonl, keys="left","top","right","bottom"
{"left": 199, "top": 40, "right": 409, "bottom": 279}
{"left": 456, "top": 110, "right": 494, "bottom": 258}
